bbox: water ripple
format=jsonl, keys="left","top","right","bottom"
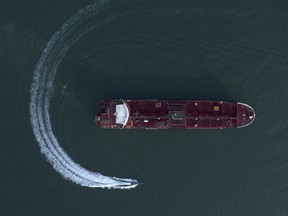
{"left": 30, "top": 0, "right": 139, "bottom": 189}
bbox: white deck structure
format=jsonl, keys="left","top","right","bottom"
{"left": 114, "top": 103, "right": 130, "bottom": 126}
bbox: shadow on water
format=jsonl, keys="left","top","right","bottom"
{"left": 56, "top": 37, "right": 235, "bottom": 116}
{"left": 71, "top": 66, "right": 235, "bottom": 116}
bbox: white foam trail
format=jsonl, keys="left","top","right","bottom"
{"left": 30, "top": 1, "right": 139, "bottom": 189}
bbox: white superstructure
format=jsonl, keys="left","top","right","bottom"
{"left": 114, "top": 103, "right": 130, "bottom": 126}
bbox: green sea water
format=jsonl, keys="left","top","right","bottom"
{"left": 1, "top": 0, "right": 288, "bottom": 215}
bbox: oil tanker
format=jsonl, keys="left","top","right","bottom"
{"left": 95, "top": 99, "right": 255, "bottom": 129}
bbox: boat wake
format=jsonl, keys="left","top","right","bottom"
{"left": 30, "top": 0, "right": 139, "bottom": 189}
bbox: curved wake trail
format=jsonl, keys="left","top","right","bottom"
{"left": 30, "top": 0, "right": 139, "bottom": 189}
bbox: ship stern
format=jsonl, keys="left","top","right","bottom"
{"left": 95, "top": 101, "right": 111, "bottom": 128}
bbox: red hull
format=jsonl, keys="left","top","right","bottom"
{"left": 95, "top": 100, "right": 255, "bottom": 129}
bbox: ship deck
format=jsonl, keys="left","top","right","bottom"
{"left": 96, "top": 99, "right": 254, "bottom": 129}
{"left": 126, "top": 100, "right": 237, "bottom": 128}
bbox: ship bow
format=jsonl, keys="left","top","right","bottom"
{"left": 236, "top": 103, "right": 255, "bottom": 128}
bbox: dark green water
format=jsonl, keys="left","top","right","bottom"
{"left": 1, "top": 0, "right": 288, "bottom": 215}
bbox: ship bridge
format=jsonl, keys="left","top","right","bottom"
{"left": 114, "top": 103, "right": 130, "bottom": 126}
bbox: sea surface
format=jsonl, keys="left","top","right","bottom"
{"left": 1, "top": 0, "right": 288, "bottom": 215}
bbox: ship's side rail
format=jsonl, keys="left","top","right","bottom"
{"left": 129, "top": 116, "right": 169, "bottom": 128}
{"left": 185, "top": 118, "right": 237, "bottom": 128}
